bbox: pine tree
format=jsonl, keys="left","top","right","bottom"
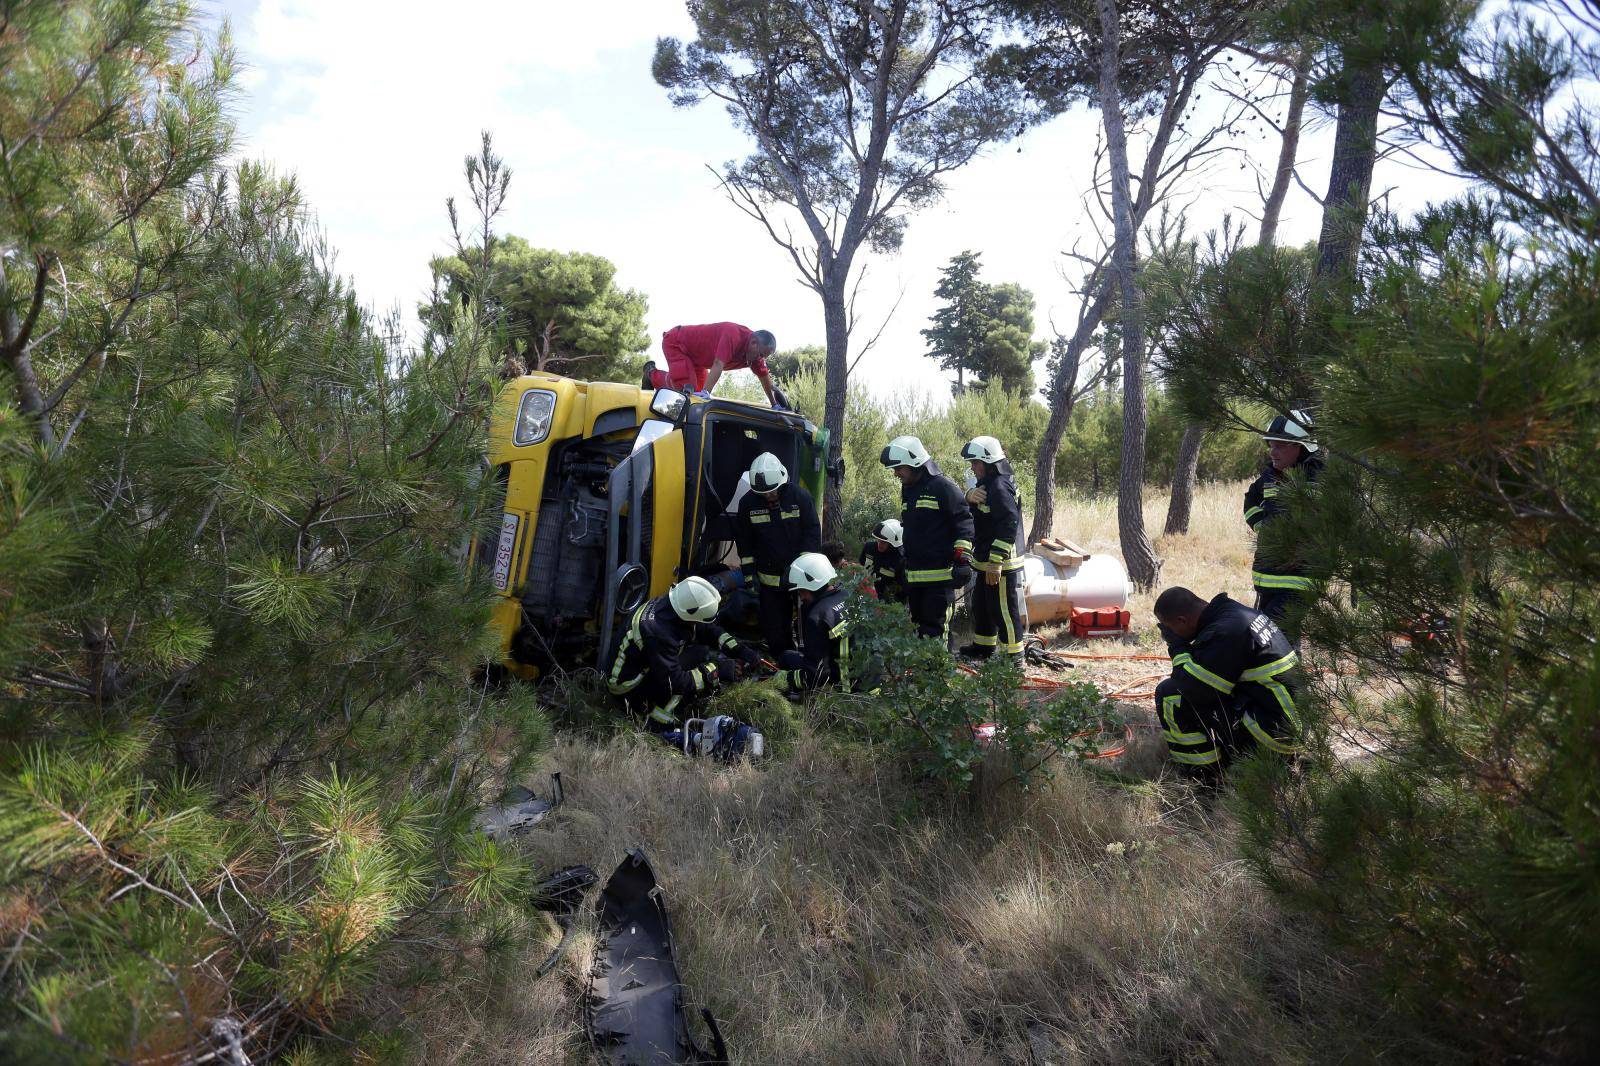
{"left": 923, "top": 252, "right": 1044, "bottom": 392}
{"left": 1164, "top": 1, "right": 1600, "bottom": 1054}
{"left": 0, "top": 8, "right": 546, "bottom": 1059}
{"left": 425, "top": 235, "right": 650, "bottom": 383}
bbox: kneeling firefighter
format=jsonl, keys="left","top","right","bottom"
{"left": 607, "top": 576, "right": 762, "bottom": 744}
{"left": 776, "top": 552, "right": 860, "bottom": 694}
{"left": 880, "top": 435, "right": 973, "bottom": 648}
{"left": 957, "top": 435, "right": 1025, "bottom": 663}
{"left": 857, "top": 518, "right": 905, "bottom": 603}
{"left": 734, "top": 452, "right": 821, "bottom": 654}
{"left": 1150, "top": 586, "right": 1304, "bottom": 776}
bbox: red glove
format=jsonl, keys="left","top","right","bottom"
{"left": 953, "top": 546, "right": 971, "bottom": 564}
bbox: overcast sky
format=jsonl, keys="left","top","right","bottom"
{"left": 214, "top": 0, "right": 1463, "bottom": 401}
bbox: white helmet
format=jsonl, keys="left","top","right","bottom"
{"left": 880, "top": 435, "right": 931, "bottom": 469}
{"left": 960, "top": 435, "right": 1005, "bottom": 464}
{"left": 871, "top": 518, "right": 903, "bottom": 549}
{"left": 1262, "top": 409, "right": 1318, "bottom": 454}
{"left": 788, "top": 552, "right": 836, "bottom": 592}
{"left": 668, "top": 576, "right": 721, "bottom": 623}
{"left": 749, "top": 452, "right": 788, "bottom": 493}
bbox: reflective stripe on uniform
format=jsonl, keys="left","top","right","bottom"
{"left": 954, "top": 539, "right": 972, "bottom": 552}
{"left": 1173, "top": 652, "right": 1235, "bottom": 693}
{"left": 1160, "top": 693, "right": 1210, "bottom": 745}
{"left": 906, "top": 567, "right": 953, "bottom": 583}
{"left": 649, "top": 696, "right": 682, "bottom": 725}
{"left": 1251, "top": 570, "right": 1313, "bottom": 591}
{"left": 1170, "top": 747, "right": 1222, "bottom": 766}
{"left": 915, "top": 498, "right": 939, "bottom": 509}
{"left": 1241, "top": 652, "right": 1298, "bottom": 682}
{"left": 974, "top": 632, "right": 997, "bottom": 647}
{"left": 1242, "top": 713, "right": 1299, "bottom": 754}
{"left": 758, "top": 572, "right": 782, "bottom": 587}
{"left": 750, "top": 513, "right": 771, "bottom": 523}
{"left": 997, "top": 572, "right": 1021, "bottom": 654}
{"left": 1243, "top": 505, "right": 1264, "bottom": 524}
{"left": 607, "top": 608, "right": 647, "bottom": 694}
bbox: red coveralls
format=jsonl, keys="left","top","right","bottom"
{"left": 650, "top": 322, "right": 769, "bottom": 390}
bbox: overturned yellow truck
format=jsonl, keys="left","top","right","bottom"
{"left": 472, "top": 374, "right": 831, "bottom": 679}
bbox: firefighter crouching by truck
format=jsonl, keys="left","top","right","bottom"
{"left": 775, "top": 553, "right": 859, "bottom": 695}
{"left": 880, "top": 435, "right": 974, "bottom": 648}
{"left": 734, "top": 452, "right": 821, "bottom": 655}
{"left": 607, "top": 577, "right": 762, "bottom": 743}
{"left": 1150, "top": 586, "right": 1304, "bottom": 778}
{"left": 957, "top": 435, "right": 1026, "bottom": 664}
{"left": 857, "top": 518, "right": 906, "bottom": 603}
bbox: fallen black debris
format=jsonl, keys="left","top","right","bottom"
{"left": 586, "top": 848, "right": 728, "bottom": 1065}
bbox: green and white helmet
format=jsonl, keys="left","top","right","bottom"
{"left": 749, "top": 452, "right": 789, "bottom": 493}
{"left": 789, "top": 552, "right": 837, "bottom": 592}
{"left": 871, "top": 518, "right": 903, "bottom": 548}
{"left": 668, "top": 576, "right": 721, "bottom": 623}
{"left": 879, "top": 435, "right": 931, "bottom": 469}
{"left": 960, "top": 435, "right": 1005, "bottom": 464}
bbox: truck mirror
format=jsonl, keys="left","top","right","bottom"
{"left": 615, "top": 563, "right": 649, "bottom": 614}
{"left": 649, "top": 389, "right": 687, "bottom": 421}
{"left": 827, "top": 457, "right": 845, "bottom": 483}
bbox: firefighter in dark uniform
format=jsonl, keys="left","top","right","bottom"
{"left": 880, "top": 435, "right": 974, "bottom": 648}
{"left": 775, "top": 552, "right": 862, "bottom": 694}
{"left": 857, "top": 518, "right": 906, "bottom": 603}
{"left": 1150, "top": 586, "right": 1304, "bottom": 776}
{"left": 734, "top": 452, "right": 821, "bottom": 655}
{"left": 956, "top": 435, "right": 1025, "bottom": 663}
{"left": 1243, "top": 409, "right": 1324, "bottom": 643}
{"left": 607, "top": 576, "right": 761, "bottom": 734}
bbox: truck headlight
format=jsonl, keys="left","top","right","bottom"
{"left": 650, "top": 388, "right": 687, "bottom": 420}
{"left": 514, "top": 389, "right": 557, "bottom": 446}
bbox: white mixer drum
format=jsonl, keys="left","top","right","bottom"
{"left": 1019, "top": 550, "right": 1131, "bottom": 626}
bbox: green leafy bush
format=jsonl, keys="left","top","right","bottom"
{"left": 823, "top": 571, "right": 1119, "bottom": 790}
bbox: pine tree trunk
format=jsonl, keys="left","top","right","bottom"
{"left": 1316, "top": 60, "right": 1385, "bottom": 282}
{"left": 1259, "top": 53, "right": 1311, "bottom": 250}
{"left": 821, "top": 274, "right": 850, "bottom": 541}
{"left": 1, "top": 270, "right": 59, "bottom": 449}
{"left": 1098, "top": 0, "right": 1161, "bottom": 592}
{"left": 1164, "top": 422, "right": 1205, "bottom": 534}
{"left": 1030, "top": 281, "right": 1112, "bottom": 545}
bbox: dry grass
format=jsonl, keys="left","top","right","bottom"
{"left": 403, "top": 482, "right": 1425, "bottom": 1064}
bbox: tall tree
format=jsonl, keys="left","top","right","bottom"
{"left": 426, "top": 236, "right": 650, "bottom": 382}
{"left": 1181, "top": 5, "right": 1600, "bottom": 1051}
{"left": 1165, "top": 49, "right": 1313, "bottom": 535}
{"left": 923, "top": 250, "right": 988, "bottom": 388}
{"left": 653, "top": 0, "right": 1023, "bottom": 535}
{"left": 1096, "top": 0, "right": 1161, "bottom": 589}
{"left": 998, "top": 0, "right": 1256, "bottom": 545}
{"left": 923, "top": 252, "right": 1045, "bottom": 392}
{"left": 0, "top": 0, "right": 235, "bottom": 450}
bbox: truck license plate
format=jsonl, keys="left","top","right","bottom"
{"left": 492, "top": 513, "right": 519, "bottom": 590}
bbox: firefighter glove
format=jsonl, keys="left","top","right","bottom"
{"left": 716, "top": 657, "right": 742, "bottom": 684}
{"left": 771, "top": 385, "right": 791, "bottom": 411}
{"left": 985, "top": 566, "right": 1001, "bottom": 587}
{"left": 965, "top": 485, "right": 988, "bottom": 505}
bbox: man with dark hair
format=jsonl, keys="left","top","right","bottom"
{"left": 641, "top": 322, "right": 787, "bottom": 408}
{"left": 1151, "top": 585, "right": 1304, "bottom": 776}
{"left": 858, "top": 519, "right": 905, "bottom": 603}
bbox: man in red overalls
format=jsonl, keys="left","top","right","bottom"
{"left": 643, "top": 322, "right": 786, "bottom": 408}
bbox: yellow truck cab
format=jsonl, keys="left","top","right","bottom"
{"left": 473, "top": 373, "right": 830, "bottom": 679}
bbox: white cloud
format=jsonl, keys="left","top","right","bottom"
{"left": 220, "top": 0, "right": 1468, "bottom": 405}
